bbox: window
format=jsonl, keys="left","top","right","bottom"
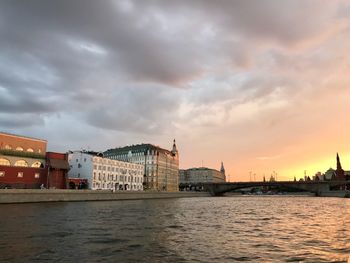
{"left": 14, "top": 160, "right": 28, "bottom": 167}
{"left": 0, "top": 158, "right": 10, "bottom": 166}
{"left": 4, "top": 145, "right": 11, "bottom": 150}
{"left": 34, "top": 173, "right": 40, "bottom": 178}
{"left": 76, "top": 159, "right": 78, "bottom": 162}
{"left": 38, "top": 149, "right": 41, "bottom": 153}
{"left": 16, "top": 147, "right": 24, "bottom": 151}
{"left": 0, "top": 171, "right": 4, "bottom": 177}
{"left": 27, "top": 148, "right": 34, "bottom": 152}
{"left": 31, "top": 161, "right": 42, "bottom": 168}
{"left": 84, "top": 158, "right": 86, "bottom": 162}
{"left": 17, "top": 172, "right": 23, "bottom": 178}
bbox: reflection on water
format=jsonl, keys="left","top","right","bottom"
{"left": 0, "top": 196, "right": 349, "bottom": 262}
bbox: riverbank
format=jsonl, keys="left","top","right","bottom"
{"left": 0, "top": 189, "right": 211, "bottom": 204}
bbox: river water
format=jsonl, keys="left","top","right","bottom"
{"left": 0, "top": 196, "right": 349, "bottom": 262}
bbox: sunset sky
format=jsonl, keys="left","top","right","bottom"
{"left": 1, "top": 0, "right": 350, "bottom": 181}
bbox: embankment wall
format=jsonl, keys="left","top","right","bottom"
{"left": 0, "top": 189, "right": 210, "bottom": 204}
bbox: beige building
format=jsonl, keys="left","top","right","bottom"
{"left": 0, "top": 132, "right": 47, "bottom": 169}
{"left": 104, "top": 140, "right": 179, "bottom": 192}
{"left": 179, "top": 163, "right": 226, "bottom": 184}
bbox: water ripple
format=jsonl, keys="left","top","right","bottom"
{"left": 0, "top": 196, "right": 349, "bottom": 262}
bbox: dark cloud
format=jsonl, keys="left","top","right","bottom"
{"left": 1, "top": 0, "right": 350, "bottom": 179}
{"left": 0, "top": 113, "right": 45, "bottom": 128}
{"left": 86, "top": 85, "right": 180, "bottom": 133}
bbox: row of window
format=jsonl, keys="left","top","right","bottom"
{"left": 92, "top": 157, "right": 142, "bottom": 169}
{"left": 92, "top": 182, "right": 142, "bottom": 190}
{"left": 2, "top": 145, "right": 42, "bottom": 153}
{"left": 91, "top": 165, "right": 142, "bottom": 175}
{"left": 0, "top": 171, "right": 40, "bottom": 178}
{"left": 0, "top": 158, "right": 42, "bottom": 168}
{"left": 92, "top": 172, "right": 142, "bottom": 183}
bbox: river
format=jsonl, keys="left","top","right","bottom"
{"left": 0, "top": 196, "right": 349, "bottom": 262}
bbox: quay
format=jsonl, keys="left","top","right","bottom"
{"left": 0, "top": 189, "right": 210, "bottom": 204}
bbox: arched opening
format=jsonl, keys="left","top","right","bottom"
{"left": 31, "top": 161, "right": 42, "bottom": 168}
{"left": 27, "top": 148, "right": 34, "bottom": 152}
{"left": 4, "top": 145, "right": 11, "bottom": 150}
{"left": 79, "top": 182, "right": 88, "bottom": 189}
{"left": 0, "top": 158, "right": 11, "bottom": 166}
{"left": 115, "top": 183, "right": 119, "bottom": 191}
{"left": 14, "top": 160, "right": 28, "bottom": 167}
{"left": 69, "top": 182, "right": 76, "bottom": 189}
{"left": 15, "top": 147, "right": 24, "bottom": 151}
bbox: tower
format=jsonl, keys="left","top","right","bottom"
{"left": 220, "top": 161, "right": 225, "bottom": 175}
{"left": 336, "top": 153, "right": 342, "bottom": 170}
{"left": 171, "top": 139, "right": 177, "bottom": 156}
{"left": 335, "top": 153, "right": 345, "bottom": 181}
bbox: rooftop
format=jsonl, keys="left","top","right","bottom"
{"left": 0, "top": 131, "right": 47, "bottom": 143}
{"left": 104, "top": 143, "right": 171, "bottom": 154}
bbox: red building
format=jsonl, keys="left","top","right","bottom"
{"left": 0, "top": 132, "right": 69, "bottom": 189}
{"left": 46, "top": 152, "right": 70, "bottom": 189}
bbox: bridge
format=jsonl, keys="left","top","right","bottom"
{"left": 198, "top": 181, "right": 349, "bottom": 196}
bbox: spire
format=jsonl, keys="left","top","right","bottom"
{"left": 220, "top": 161, "right": 225, "bottom": 175}
{"left": 336, "top": 153, "right": 342, "bottom": 170}
{"left": 171, "top": 139, "right": 177, "bottom": 156}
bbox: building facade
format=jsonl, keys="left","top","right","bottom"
{"left": 179, "top": 163, "right": 226, "bottom": 185}
{"left": 68, "top": 151, "right": 144, "bottom": 191}
{"left": 0, "top": 132, "right": 69, "bottom": 189}
{"left": 46, "top": 152, "right": 70, "bottom": 189}
{"left": 104, "top": 140, "right": 179, "bottom": 192}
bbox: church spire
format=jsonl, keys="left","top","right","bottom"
{"left": 220, "top": 161, "right": 225, "bottom": 175}
{"left": 171, "top": 139, "right": 177, "bottom": 156}
{"left": 337, "top": 152, "right": 342, "bottom": 170}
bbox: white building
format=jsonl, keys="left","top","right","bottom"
{"left": 68, "top": 151, "right": 144, "bottom": 191}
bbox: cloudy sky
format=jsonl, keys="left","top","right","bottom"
{"left": 1, "top": 0, "right": 350, "bottom": 181}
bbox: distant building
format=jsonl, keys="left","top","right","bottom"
{"left": 317, "top": 153, "right": 350, "bottom": 190}
{"left": 104, "top": 140, "right": 179, "bottom": 192}
{"left": 179, "top": 163, "right": 226, "bottom": 185}
{"left": 68, "top": 151, "right": 144, "bottom": 191}
{"left": 323, "top": 168, "right": 336, "bottom": 181}
{"left": 0, "top": 132, "right": 69, "bottom": 189}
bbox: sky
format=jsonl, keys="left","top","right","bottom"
{"left": 1, "top": 0, "right": 350, "bottom": 181}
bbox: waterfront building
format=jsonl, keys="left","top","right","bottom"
{"left": 0, "top": 132, "right": 69, "bottom": 189}
{"left": 104, "top": 140, "right": 179, "bottom": 192}
{"left": 46, "top": 152, "right": 70, "bottom": 189}
{"left": 68, "top": 151, "right": 144, "bottom": 191}
{"left": 179, "top": 163, "right": 226, "bottom": 185}
{"left": 315, "top": 153, "right": 350, "bottom": 190}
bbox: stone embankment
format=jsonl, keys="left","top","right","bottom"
{"left": 317, "top": 190, "right": 350, "bottom": 198}
{"left": 0, "top": 189, "right": 210, "bottom": 204}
